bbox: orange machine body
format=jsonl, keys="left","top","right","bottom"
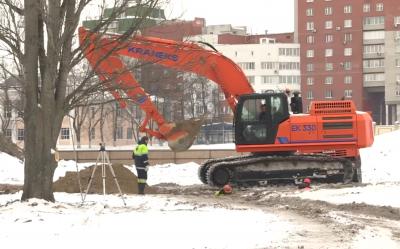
{"left": 236, "top": 101, "right": 374, "bottom": 158}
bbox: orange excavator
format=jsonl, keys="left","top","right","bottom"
{"left": 79, "top": 28, "right": 374, "bottom": 186}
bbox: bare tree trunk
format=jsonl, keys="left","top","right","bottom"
{"left": 21, "top": 0, "right": 57, "bottom": 201}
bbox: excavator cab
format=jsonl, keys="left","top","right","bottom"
{"left": 235, "top": 92, "right": 290, "bottom": 145}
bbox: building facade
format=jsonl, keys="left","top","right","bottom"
{"left": 295, "top": 0, "right": 400, "bottom": 124}
{"left": 189, "top": 32, "right": 301, "bottom": 95}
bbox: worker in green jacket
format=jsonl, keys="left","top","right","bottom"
{"left": 133, "top": 136, "right": 149, "bottom": 195}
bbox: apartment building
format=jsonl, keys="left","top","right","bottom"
{"left": 215, "top": 41, "right": 301, "bottom": 94}
{"left": 295, "top": 0, "right": 400, "bottom": 124}
{"left": 189, "top": 30, "right": 300, "bottom": 96}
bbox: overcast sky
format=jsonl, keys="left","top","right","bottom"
{"left": 164, "top": 0, "right": 295, "bottom": 34}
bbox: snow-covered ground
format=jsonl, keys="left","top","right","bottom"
{"left": 0, "top": 130, "right": 400, "bottom": 248}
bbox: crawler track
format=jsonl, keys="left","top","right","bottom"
{"left": 199, "top": 154, "right": 355, "bottom": 187}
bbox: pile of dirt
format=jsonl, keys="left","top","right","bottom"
{"left": 53, "top": 164, "right": 157, "bottom": 195}
{"left": 0, "top": 184, "right": 22, "bottom": 194}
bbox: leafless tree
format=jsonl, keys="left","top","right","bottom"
{"left": 0, "top": 0, "right": 164, "bottom": 201}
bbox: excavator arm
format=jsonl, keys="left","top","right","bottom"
{"left": 78, "top": 27, "right": 254, "bottom": 151}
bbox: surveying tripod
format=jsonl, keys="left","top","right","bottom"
{"left": 82, "top": 143, "right": 126, "bottom": 206}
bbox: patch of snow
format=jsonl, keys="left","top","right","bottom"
{"left": 360, "top": 130, "right": 400, "bottom": 184}
{"left": 0, "top": 152, "right": 24, "bottom": 184}
{"left": 0, "top": 192, "right": 296, "bottom": 249}
{"left": 352, "top": 226, "right": 400, "bottom": 249}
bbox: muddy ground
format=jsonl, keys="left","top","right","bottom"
{"left": 2, "top": 164, "right": 400, "bottom": 248}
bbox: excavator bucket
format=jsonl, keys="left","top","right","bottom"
{"left": 166, "top": 118, "right": 203, "bottom": 152}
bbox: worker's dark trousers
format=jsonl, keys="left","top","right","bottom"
{"left": 137, "top": 168, "right": 147, "bottom": 195}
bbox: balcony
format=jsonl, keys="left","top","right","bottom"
{"left": 363, "top": 52, "right": 385, "bottom": 59}
{"left": 363, "top": 23, "right": 385, "bottom": 31}
{"left": 363, "top": 67, "right": 385, "bottom": 74}
{"left": 363, "top": 39, "right": 385, "bottom": 45}
{"left": 363, "top": 80, "right": 385, "bottom": 88}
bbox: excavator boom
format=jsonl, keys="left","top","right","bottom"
{"left": 78, "top": 28, "right": 253, "bottom": 151}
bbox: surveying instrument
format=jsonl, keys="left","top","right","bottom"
{"left": 81, "top": 143, "right": 126, "bottom": 206}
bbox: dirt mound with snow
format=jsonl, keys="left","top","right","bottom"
{"left": 53, "top": 164, "right": 157, "bottom": 194}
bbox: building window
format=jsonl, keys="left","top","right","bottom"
{"left": 325, "top": 90, "right": 333, "bottom": 99}
{"left": 325, "top": 7, "right": 332, "bottom": 15}
{"left": 344, "top": 48, "right": 352, "bottom": 56}
{"left": 325, "top": 76, "right": 333, "bottom": 85}
{"left": 344, "top": 20, "right": 352, "bottom": 28}
{"left": 247, "top": 76, "right": 255, "bottom": 84}
{"left": 363, "top": 59, "right": 384, "bottom": 69}
{"left": 344, "top": 61, "right": 352, "bottom": 70}
{"left": 344, "top": 5, "right": 352, "bottom": 14}
{"left": 363, "top": 30, "right": 385, "bottom": 40}
{"left": 363, "top": 3, "right": 370, "bottom": 13}
{"left": 325, "top": 20, "right": 333, "bottom": 29}
{"left": 363, "top": 44, "right": 385, "bottom": 55}
{"left": 306, "top": 8, "right": 313, "bottom": 16}
{"left": 376, "top": 3, "right": 384, "bottom": 12}
{"left": 17, "top": 111, "right": 23, "bottom": 118}
{"left": 127, "top": 128, "right": 133, "bottom": 139}
{"left": 364, "top": 73, "right": 385, "bottom": 82}
{"left": 238, "top": 62, "right": 255, "bottom": 70}
{"left": 91, "top": 107, "right": 95, "bottom": 118}
{"left": 364, "top": 16, "right": 385, "bottom": 26}
{"left": 4, "top": 107, "right": 11, "bottom": 118}
{"left": 279, "top": 62, "right": 300, "bottom": 70}
{"left": 306, "top": 49, "right": 314, "bottom": 58}
{"left": 325, "top": 63, "right": 333, "bottom": 71}
{"left": 396, "top": 59, "right": 400, "bottom": 67}
{"left": 262, "top": 76, "right": 276, "bottom": 84}
{"left": 396, "top": 90, "right": 400, "bottom": 97}
{"left": 394, "top": 31, "right": 400, "bottom": 41}
{"left": 344, "top": 76, "right": 352, "bottom": 84}
{"left": 396, "top": 44, "right": 400, "bottom": 53}
{"left": 116, "top": 104, "right": 122, "bottom": 117}
{"left": 307, "top": 35, "right": 314, "bottom": 44}
{"left": 306, "top": 22, "right": 314, "bottom": 31}
{"left": 307, "top": 63, "right": 314, "bottom": 72}
{"left": 261, "top": 62, "right": 277, "bottom": 70}
{"left": 17, "top": 129, "right": 24, "bottom": 141}
{"left": 116, "top": 127, "right": 123, "bottom": 139}
{"left": 90, "top": 128, "right": 95, "bottom": 140}
{"left": 5, "top": 129, "right": 12, "bottom": 139}
{"left": 344, "top": 90, "right": 353, "bottom": 98}
{"left": 325, "top": 49, "right": 333, "bottom": 57}
{"left": 307, "top": 77, "right": 314, "bottom": 85}
{"left": 344, "top": 33, "right": 352, "bottom": 43}
{"left": 395, "top": 17, "right": 400, "bottom": 27}
{"left": 325, "top": 34, "right": 333, "bottom": 43}
{"left": 307, "top": 91, "right": 313, "bottom": 100}
{"left": 60, "top": 128, "right": 70, "bottom": 140}
{"left": 279, "top": 48, "right": 299, "bottom": 56}
{"left": 282, "top": 75, "right": 299, "bottom": 84}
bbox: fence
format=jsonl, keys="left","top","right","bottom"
{"left": 58, "top": 124, "right": 398, "bottom": 165}
{"left": 58, "top": 149, "right": 244, "bottom": 165}
{"left": 374, "top": 123, "right": 399, "bottom": 135}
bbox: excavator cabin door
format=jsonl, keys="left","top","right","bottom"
{"left": 234, "top": 93, "right": 289, "bottom": 145}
